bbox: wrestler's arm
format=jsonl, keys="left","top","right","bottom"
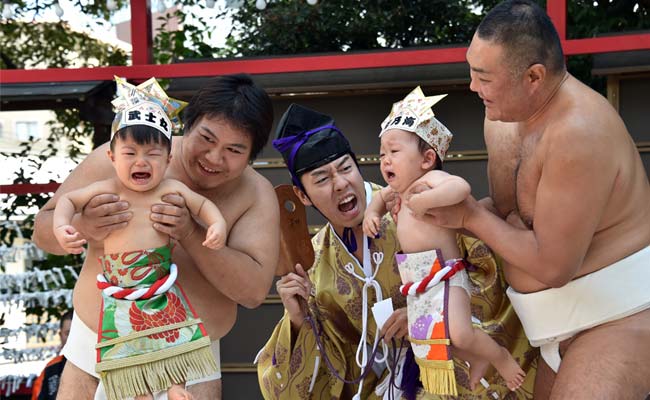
{"left": 32, "top": 143, "right": 131, "bottom": 255}
{"left": 363, "top": 186, "right": 391, "bottom": 238}
{"left": 465, "top": 122, "right": 615, "bottom": 287}
{"left": 407, "top": 170, "right": 471, "bottom": 216}
{"left": 176, "top": 175, "right": 279, "bottom": 308}
{"left": 163, "top": 179, "right": 228, "bottom": 250}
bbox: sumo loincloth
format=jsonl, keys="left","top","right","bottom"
{"left": 95, "top": 244, "right": 217, "bottom": 400}
{"left": 507, "top": 245, "right": 650, "bottom": 372}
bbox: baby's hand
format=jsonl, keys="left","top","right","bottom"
{"left": 363, "top": 212, "right": 381, "bottom": 238}
{"left": 203, "top": 220, "right": 227, "bottom": 250}
{"left": 54, "top": 225, "right": 87, "bottom": 254}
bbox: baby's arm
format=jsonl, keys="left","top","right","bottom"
{"left": 166, "top": 181, "right": 227, "bottom": 250}
{"left": 52, "top": 180, "right": 116, "bottom": 254}
{"left": 407, "top": 170, "right": 471, "bottom": 217}
{"left": 363, "top": 186, "right": 392, "bottom": 238}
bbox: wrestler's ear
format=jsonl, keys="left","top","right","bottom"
{"left": 293, "top": 185, "right": 313, "bottom": 207}
{"left": 526, "top": 63, "right": 546, "bottom": 92}
{"left": 420, "top": 148, "right": 437, "bottom": 170}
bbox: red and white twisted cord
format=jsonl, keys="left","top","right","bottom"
{"left": 400, "top": 259, "right": 468, "bottom": 296}
{"left": 96, "top": 263, "right": 177, "bottom": 300}
{"left": 400, "top": 265, "right": 451, "bottom": 296}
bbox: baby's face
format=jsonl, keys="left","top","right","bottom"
{"left": 379, "top": 129, "right": 426, "bottom": 193}
{"left": 109, "top": 136, "right": 170, "bottom": 192}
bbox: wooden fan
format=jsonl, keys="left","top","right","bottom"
{"left": 274, "top": 184, "right": 315, "bottom": 276}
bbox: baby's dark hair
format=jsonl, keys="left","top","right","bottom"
{"left": 416, "top": 136, "right": 443, "bottom": 171}
{"left": 110, "top": 124, "right": 171, "bottom": 153}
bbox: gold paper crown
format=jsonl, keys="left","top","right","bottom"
{"left": 379, "top": 87, "right": 453, "bottom": 161}
{"left": 111, "top": 76, "right": 188, "bottom": 140}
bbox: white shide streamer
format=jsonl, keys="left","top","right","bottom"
{"left": 1, "top": 346, "right": 60, "bottom": 363}
{"left": 0, "top": 322, "right": 60, "bottom": 343}
{"left": 0, "top": 289, "right": 73, "bottom": 308}
{"left": 0, "top": 265, "right": 78, "bottom": 293}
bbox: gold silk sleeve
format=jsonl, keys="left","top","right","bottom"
{"left": 257, "top": 309, "right": 362, "bottom": 399}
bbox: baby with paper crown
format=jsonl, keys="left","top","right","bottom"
{"left": 363, "top": 87, "right": 525, "bottom": 395}
{"left": 52, "top": 77, "right": 224, "bottom": 400}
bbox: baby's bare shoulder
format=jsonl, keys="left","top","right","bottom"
{"left": 156, "top": 178, "right": 190, "bottom": 193}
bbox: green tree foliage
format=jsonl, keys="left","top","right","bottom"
{"left": 153, "top": 5, "right": 228, "bottom": 64}
{"left": 226, "top": 0, "right": 502, "bottom": 56}
{"left": 224, "top": 0, "right": 648, "bottom": 94}
{"left": 0, "top": 20, "right": 127, "bottom": 69}
{"left": 567, "top": 0, "right": 650, "bottom": 38}
{"left": 565, "top": 0, "right": 650, "bottom": 91}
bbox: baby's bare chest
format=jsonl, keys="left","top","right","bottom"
{"left": 396, "top": 208, "right": 459, "bottom": 256}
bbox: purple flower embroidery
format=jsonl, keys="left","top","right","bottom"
{"left": 410, "top": 314, "right": 433, "bottom": 340}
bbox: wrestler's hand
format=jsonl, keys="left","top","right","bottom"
{"left": 405, "top": 181, "right": 433, "bottom": 218}
{"left": 151, "top": 193, "right": 196, "bottom": 241}
{"left": 390, "top": 195, "right": 401, "bottom": 223}
{"left": 203, "top": 220, "right": 227, "bottom": 250}
{"left": 418, "top": 196, "right": 479, "bottom": 229}
{"left": 383, "top": 190, "right": 400, "bottom": 217}
{"left": 53, "top": 225, "right": 87, "bottom": 254}
{"left": 363, "top": 211, "right": 382, "bottom": 238}
{"left": 79, "top": 194, "right": 131, "bottom": 242}
{"left": 276, "top": 264, "right": 312, "bottom": 330}
{"left": 380, "top": 307, "right": 409, "bottom": 341}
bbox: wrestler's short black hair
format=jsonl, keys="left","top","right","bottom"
{"left": 416, "top": 136, "right": 443, "bottom": 171}
{"left": 110, "top": 124, "right": 171, "bottom": 153}
{"left": 477, "top": 0, "right": 565, "bottom": 76}
{"left": 182, "top": 74, "right": 273, "bottom": 161}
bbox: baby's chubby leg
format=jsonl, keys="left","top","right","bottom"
{"left": 133, "top": 383, "right": 192, "bottom": 400}
{"left": 167, "top": 383, "right": 193, "bottom": 400}
{"left": 447, "top": 286, "right": 525, "bottom": 391}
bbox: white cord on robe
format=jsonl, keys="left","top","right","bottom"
{"left": 343, "top": 249, "right": 389, "bottom": 400}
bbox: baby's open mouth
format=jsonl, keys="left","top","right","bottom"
{"left": 132, "top": 172, "right": 151, "bottom": 181}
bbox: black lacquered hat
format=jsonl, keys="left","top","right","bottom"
{"left": 272, "top": 104, "right": 352, "bottom": 188}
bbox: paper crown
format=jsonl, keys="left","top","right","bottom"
{"left": 379, "top": 87, "right": 453, "bottom": 161}
{"left": 111, "top": 76, "right": 188, "bottom": 140}
{"left": 273, "top": 104, "right": 352, "bottom": 185}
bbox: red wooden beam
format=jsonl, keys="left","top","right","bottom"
{"left": 2, "top": 33, "right": 649, "bottom": 85}
{"left": 563, "top": 34, "right": 650, "bottom": 55}
{"left": 0, "top": 46, "right": 468, "bottom": 83}
{"left": 547, "top": 0, "right": 567, "bottom": 40}
{"left": 0, "top": 182, "right": 61, "bottom": 195}
{"left": 130, "top": 0, "right": 153, "bottom": 65}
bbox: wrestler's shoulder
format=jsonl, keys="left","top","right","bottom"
{"left": 240, "top": 166, "right": 275, "bottom": 198}
{"left": 556, "top": 79, "right": 624, "bottom": 136}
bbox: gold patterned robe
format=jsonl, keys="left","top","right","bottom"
{"left": 257, "top": 184, "right": 538, "bottom": 399}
